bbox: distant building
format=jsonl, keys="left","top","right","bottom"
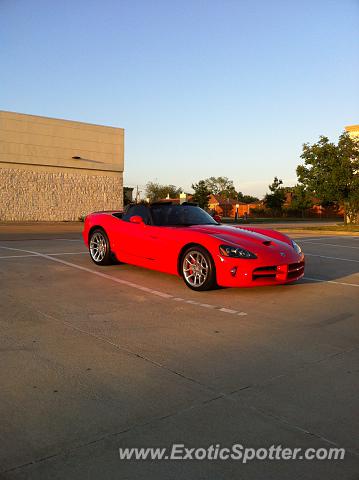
{"left": 123, "top": 187, "right": 134, "bottom": 205}
{"left": 284, "top": 190, "right": 343, "bottom": 218}
{"left": 0, "top": 111, "right": 124, "bottom": 221}
{"left": 345, "top": 124, "right": 359, "bottom": 138}
{"left": 208, "top": 194, "right": 260, "bottom": 218}
{"left": 155, "top": 193, "right": 192, "bottom": 205}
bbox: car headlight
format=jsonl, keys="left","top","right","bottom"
{"left": 219, "top": 244, "right": 257, "bottom": 259}
{"left": 291, "top": 240, "right": 302, "bottom": 254}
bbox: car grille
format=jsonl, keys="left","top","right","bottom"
{"left": 252, "top": 265, "right": 277, "bottom": 279}
{"left": 287, "top": 261, "right": 305, "bottom": 279}
{"left": 252, "top": 261, "right": 304, "bottom": 281}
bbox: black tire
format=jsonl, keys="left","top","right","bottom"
{"left": 180, "top": 245, "right": 216, "bottom": 291}
{"left": 89, "top": 228, "right": 112, "bottom": 266}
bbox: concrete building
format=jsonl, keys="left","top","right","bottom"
{"left": 0, "top": 111, "right": 124, "bottom": 221}
{"left": 345, "top": 124, "right": 359, "bottom": 138}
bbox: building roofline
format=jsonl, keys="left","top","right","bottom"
{"left": 345, "top": 125, "right": 359, "bottom": 132}
{"left": 0, "top": 110, "right": 124, "bottom": 131}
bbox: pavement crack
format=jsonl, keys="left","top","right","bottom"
{"left": 245, "top": 404, "right": 359, "bottom": 458}
{"left": 231, "top": 346, "right": 359, "bottom": 393}
{"left": 37, "top": 310, "right": 219, "bottom": 395}
{"left": 1, "top": 392, "right": 226, "bottom": 475}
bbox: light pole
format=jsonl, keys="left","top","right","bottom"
{"left": 235, "top": 203, "right": 239, "bottom": 222}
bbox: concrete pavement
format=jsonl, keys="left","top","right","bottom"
{"left": 0, "top": 224, "right": 358, "bottom": 479}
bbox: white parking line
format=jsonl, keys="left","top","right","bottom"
{"left": 219, "top": 307, "right": 238, "bottom": 314}
{"left": 303, "top": 277, "right": 359, "bottom": 288}
{"left": 305, "top": 253, "right": 359, "bottom": 263}
{"left": 54, "top": 238, "right": 82, "bottom": 242}
{"left": 0, "top": 245, "right": 248, "bottom": 317}
{"left": 0, "top": 252, "right": 87, "bottom": 259}
{"left": 46, "top": 252, "right": 87, "bottom": 256}
{"left": 300, "top": 241, "right": 359, "bottom": 249}
{"left": 0, "top": 254, "right": 38, "bottom": 259}
{"left": 294, "top": 236, "right": 359, "bottom": 241}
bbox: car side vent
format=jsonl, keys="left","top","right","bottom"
{"left": 262, "top": 241, "right": 272, "bottom": 246}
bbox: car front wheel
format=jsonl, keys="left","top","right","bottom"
{"left": 89, "top": 229, "right": 112, "bottom": 265}
{"left": 181, "top": 246, "right": 216, "bottom": 291}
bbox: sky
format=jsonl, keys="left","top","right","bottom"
{"left": 1, "top": 0, "right": 358, "bottom": 197}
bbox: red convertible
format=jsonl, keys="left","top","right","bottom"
{"left": 83, "top": 202, "right": 305, "bottom": 291}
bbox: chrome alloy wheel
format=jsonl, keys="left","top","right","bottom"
{"left": 182, "top": 250, "right": 209, "bottom": 287}
{"left": 90, "top": 231, "right": 107, "bottom": 262}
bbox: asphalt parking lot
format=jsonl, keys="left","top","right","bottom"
{"left": 0, "top": 224, "right": 358, "bottom": 479}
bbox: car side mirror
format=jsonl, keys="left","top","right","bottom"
{"left": 213, "top": 215, "right": 222, "bottom": 223}
{"left": 130, "top": 215, "right": 144, "bottom": 224}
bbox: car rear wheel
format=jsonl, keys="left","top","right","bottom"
{"left": 89, "top": 229, "right": 112, "bottom": 265}
{"left": 181, "top": 246, "right": 216, "bottom": 291}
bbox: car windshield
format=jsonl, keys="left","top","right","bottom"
{"left": 150, "top": 204, "right": 218, "bottom": 227}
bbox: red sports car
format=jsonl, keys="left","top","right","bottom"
{"left": 82, "top": 202, "right": 305, "bottom": 291}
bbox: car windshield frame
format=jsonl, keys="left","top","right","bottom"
{"left": 149, "top": 204, "right": 218, "bottom": 227}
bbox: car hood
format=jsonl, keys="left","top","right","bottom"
{"left": 185, "top": 224, "right": 294, "bottom": 255}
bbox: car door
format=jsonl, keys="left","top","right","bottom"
{"left": 139, "top": 223, "right": 180, "bottom": 273}
{"left": 116, "top": 205, "right": 156, "bottom": 264}
{"left": 141, "top": 204, "right": 183, "bottom": 273}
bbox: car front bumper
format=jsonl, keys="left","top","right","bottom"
{"left": 215, "top": 253, "right": 305, "bottom": 287}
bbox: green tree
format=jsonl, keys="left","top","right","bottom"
{"left": 289, "top": 184, "right": 313, "bottom": 217}
{"left": 297, "top": 132, "right": 359, "bottom": 224}
{"left": 191, "top": 180, "right": 211, "bottom": 209}
{"left": 264, "top": 177, "right": 286, "bottom": 215}
{"left": 145, "top": 182, "right": 182, "bottom": 202}
{"left": 204, "top": 176, "right": 237, "bottom": 199}
{"left": 237, "top": 191, "right": 259, "bottom": 203}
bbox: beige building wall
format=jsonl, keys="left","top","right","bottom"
{"left": 0, "top": 111, "right": 124, "bottom": 221}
